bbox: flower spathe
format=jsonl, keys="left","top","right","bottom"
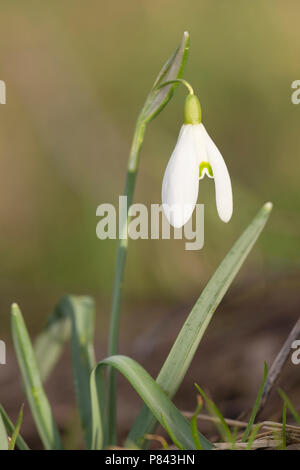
{"left": 162, "top": 94, "right": 233, "bottom": 228}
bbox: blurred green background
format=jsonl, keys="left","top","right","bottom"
{"left": 0, "top": 0, "right": 299, "bottom": 335}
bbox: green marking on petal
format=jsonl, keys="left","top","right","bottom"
{"left": 199, "top": 162, "right": 213, "bottom": 179}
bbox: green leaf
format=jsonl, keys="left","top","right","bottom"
{"left": 35, "top": 295, "right": 96, "bottom": 448}
{"left": 282, "top": 402, "right": 287, "bottom": 450}
{"left": 11, "top": 303, "right": 63, "bottom": 450}
{"left": 140, "top": 31, "right": 189, "bottom": 123}
{"left": 242, "top": 362, "right": 268, "bottom": 442}
{"left": 0, "top": 411, "right": 8, "bottom": 450}
{"left": 195, "top": 384, "right": 233, "bottom": 443}
{"left": 190, "top": 396, "right": 203, "bottom": 450}
{"left": 246, "top": 423, "right": 261, "bottom": 450}
{"left": 64, "top": 296, "right": 96, "bottom": 447}
{"left": 90, "top": 355, "right": 212, "bottom": 450}
{"left": 161, "top": 413, "right": 184, "bottom": 450}
{"left": 0, "top": 404, "right": 29, "bottom": 450}
{"left": 128, "top": 202, "right": 273, "bottom": 446}
{"left": 278, "top": 388, "right": 300, "bottom": 425}
{"left": 8, "top": 404, "right": 24, "bottom": 450}
{"left": 34, "top": 306, "right": 71, "bottom": 383}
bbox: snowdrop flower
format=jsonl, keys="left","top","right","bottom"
{"left": 162, "top": 86, "right": 233, "bottom": 228}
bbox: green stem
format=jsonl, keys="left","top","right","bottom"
{"left": 156, "top": 78, "right": 194, "bottom": 95}
{"left": 107, "top": 117, "right": 146, "bottom": 445}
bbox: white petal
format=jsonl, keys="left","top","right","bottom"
{"left": 162, "top": 125, "right": 200, "bottom": 228}
{"left": 201, "top": 124, "right": 233, "bottom": 223}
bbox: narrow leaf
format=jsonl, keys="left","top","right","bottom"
{"left": 161, "top": 413, "right": 184, "bottom": 450}
{"left": 34, "top": 308, "right": 71, "bottom": 383}
{"left": 34, "top": 296, "right": 96, "bottom": 447}
{"left": 195, "top": 385, "right": 233, "bottom": 443}
{"left": 65, "top": 296, "right": 96, "bottom": 448}
{"left": 128, "top": 202, "right": 273, "bottom": 445}
{"left": 140, "top": 31, "right": 189, "bottom": 123}
{"left": 0, "top": 404, "right": 29, "bottom": 450}
{"left": 278, "top": 388, "right": 300, "bottom": 425}
{"left": 282, "top": 402, "right": 287, "bottom": 450}
{"left": 8, "top": 404, "right": 24, "bottom": 450}
{"left": 90, "top": 355, "right": 212, "bottom": 450}
{"left": 0, "top": 412, "right": 8, "bottom": 450}
{"left": 11, "top": 304, "right": 63, "bottom": 449}
{"left": 190, "top": 396, "right": 203, "bottom": 450}
{"left": 242, "top": 362, "right": 268, "bottom": 442}
{"left": 246, "top": 423, "right": 261, "bottom": 450}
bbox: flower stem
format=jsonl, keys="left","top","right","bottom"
{"left": 156, "top": 78, "right": 194, "bottom": 95}
{"left": 107, "top": 117, "right": 146, "bottom": 445}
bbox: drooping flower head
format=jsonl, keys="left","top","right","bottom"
{"left": 162, "top": 83, "right": 233, "bottom": 228}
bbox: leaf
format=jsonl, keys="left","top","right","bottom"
{"left": 34, "top": 295, "right": 96, "bottom": 448}
{"left": 90, "top": 355, "right": 212, "bottom": 450}
{"left": 127, "top": 202, "right": 273, "bottom": 446}
{"left": 0, "top": 411, "right": 8, "bottom": 450}
{"left": 246, "top": 423, "right": 261, "bottom": 450}
{"left": 139, "top": 31, "right": 189, "bottom": 123}
{"left": 8, "top": 404, "right": 24, "bottom": 450}
{"left": 66, "top": 296, "right": 96, "bottom": 447}
{"left": 282, "top": 402, "right": 287, "bottom": 450}
{"left": 278, "top": 388, "right": 300, "bottom": 425}
{"left": 190, "top": 396, "right": 203, "bottom": 450}
{"left": 195, "top": 384, "right": 233, "bottom": 443}
{"left": 242, "top": 362, "right": 268, "bottom": 442}
{"left": 11, "top": 303, "right": 63, "bottom": 450}
{"left": 0, "top": 404, "right": 29, "bottom": 450}
{"left": 34, "top": 306, "right": 71, "bottom": 383}
{"left": 161, "top": 413, "right": 184, "bottom": 450}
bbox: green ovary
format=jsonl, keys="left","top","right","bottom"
{"left": 199, "top": 162, "right": 213, "bottom": 179}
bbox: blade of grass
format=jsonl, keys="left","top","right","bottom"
{"left": 11, "top": 303, "right": 63, "bottom": 449}
{"left": 161, "top": 413, "right": 184, "bottom": 450}
{"left": 0, "top": 404, "right": 29, "bottom": 450}
{"left": 195, "top": 384, "right": 233, "bottom": 443}
{"left": 8, "top": 404, "right": 24, "bottom": 450}
{"left": 90, "top": 355, "right": 212, "bottom": 450}
{"left": 231, "top": 427, "right": 238, "bottom": 450}
{"left": 128, "top": 202, "right": 273, "bottom": 446}
{"left": 0, "top": 412, "right": 8, "bottom": 450}
{"left": 190, "top": 396, "right": 203, "bottom": 450}
{"left": 246, "top": 423, "right": 261, "bottom": 450}
{"left": 242, "top": 362, "right": 268, "bottom": 442}
{"left": 278, "top": 389, "right": 300, "bottom": 425}
{"left": 282, "top": 402, "right": 287, "bottom": 450}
